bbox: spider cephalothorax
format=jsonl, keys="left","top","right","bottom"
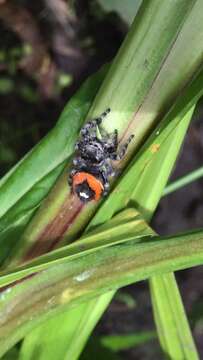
{"left": 69, "top": 108, "right": 134, "bottom": 202}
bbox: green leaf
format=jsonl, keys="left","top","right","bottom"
{"left": 1, "top": 0, "right": 203, "bottom": 358}
{"left": 0, "top": 225, "right": 203, "bottom": 356}
{"left": 81, "top": 337, "right": 121, "bottom": 360}
{"left": 0, "top": 209, "right": 152, "bottom": 287}
{"left": 115, "top": 291, "right": 137, "bottom": 309}
{"left": 19, "top": 297, "right": 112, "bottom": 360}
{"left": 163, "top": 165, "right": 203, "bottom": 196}
{"left": 101, "top": 331, "right": 156, "bottom": 351}
{"left": 61, "top": 65, "right": 202, "bottom": 360}
{"left": 74, "top": 65, "right": 202, "bottom": 360}
{"left": 7, "top": 0, "right": 203, "bottom": 267}
{"left": 0, "top": 66, "right": 106, "bottom": 263}
{"left": 1, "top": 347, "right": 19, "bottom": 360}
{"left": 98, "top": 0, "right": 142, "bottom": 25}
{"left": 81, "top": 331, "right": 156, "bottom": 359}
{"left": 83, "top": 66, "right": 203, "bottom": 360}
{"left": 150, "top": 274, "right": 197, "bottom": 360}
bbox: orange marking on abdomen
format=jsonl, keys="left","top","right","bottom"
{"left": 73, "top": 172, "right": 104, "bottom": 200}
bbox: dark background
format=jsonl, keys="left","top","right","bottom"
{"left": 0, "top": 1, "right": 202, "bottom": 359}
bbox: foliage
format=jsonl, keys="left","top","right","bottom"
{"left": 0, "top": 0, "right": 203, "bottom": 359}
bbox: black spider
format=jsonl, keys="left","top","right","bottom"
{"left": 69, "top": 108, "right": 134, "bottom": 202}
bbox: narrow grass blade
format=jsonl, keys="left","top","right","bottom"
{"left": 163, "top": 166, "right": 203, "bottom": 196}
{"left": 150, "top": 273, "right": 198, "bottom": 360}
{"left": 101, "top": 331, "right": 156, "bottom": 351}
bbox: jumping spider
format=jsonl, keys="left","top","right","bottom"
{"left": 69, "top": 108, "right": 134, "bottom": 202}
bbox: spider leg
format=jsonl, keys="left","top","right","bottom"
{"left": 101, "top": 128, "right": 118, "bottom": 148}
{"left": 95, "top": 108, "right": 111, "bottom": 139}
{"left": 102, "top": 161, "right": 115, "bottom": 196}
{"left": 102, "top": 175, "right": 110, "bottom": 195}
{"left": 110, "top": 134, "right": 134, "bottom": 161}
{"left": 104, "top": 161, "right": 116, "bottom": 178}
{"left": 68, "top": 156, "right": 88, "bottom": 186}
{"left": 95, "top": 108, "right": 111, "bottom": 126}
{"left": 100, "top": 160, "right": 116, "bottom": 196}
{"left": 75, "top": 141, "right": 80, "bottom": 150}
{"left": 80, "top": 120, "right": 97, "bottom": 139}
{"left": 79, "top": 108, "right": 111, "bottom": 140}
{"left": 68, "top": 169, "right": 77, "bottom": 185}
{"left": 72, "top": 157, "right": 91, "bottom": 172}
{"left": 112, "top": 129, "right": 118, "bottom": 148}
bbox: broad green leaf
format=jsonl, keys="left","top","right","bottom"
{"left": 0, "top": 225, "right": 203, "bottom": 356}
{"left": 77, "top": 66, "right": 203, "bottom": 360}
{"left": 0, "top": 162, "right": 65, "bottom": 264}
{"left": 1, "top": 0, "right": 203, "bottom": 358}
{"left": 62, "top": 2, "right": 202, "bottom": 357}
{"left": 0, "top": 67, "right": 106, "bottom": 263}
{"left": 130, "top": 109, "right": 199, "bottom": 357}
{"left": 19, "top": 297, "right": 112, "bottom": 360}
{"left": 0, "top": 209, "right": 153, "bottom": 287}
{"left": 1, "top": 347, "right": 19, "bottom": 360}
{"left": 58, "top": 69, "right": 203, "bottom": 360}
{"left": 71, "top": 67, "right": 202, "bottom": 360}
{"left": 128, "top": 75, "right": 202, "bottom": 360}
{"left": 8, "top": 0, "right": 203, "bottom": 266}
